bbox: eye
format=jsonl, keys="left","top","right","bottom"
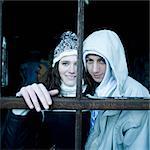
{"left": 61, "top": 61, "right": 69, "bottom": 66}
{"left": 98, "top": 58, "right": 105, "bottom": 64}
{"left": 74, "top": 62, "right": 77, "bottom": 66}
{"left": 86, "top": 58, "right": 93, "bottom": 64}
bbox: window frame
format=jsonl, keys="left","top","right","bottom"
{"left": 0, "top": 1, "right": 149, "bottom": 150}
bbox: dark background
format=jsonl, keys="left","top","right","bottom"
{"left": 2, "top": 0, "right": 149, "bottom": 95}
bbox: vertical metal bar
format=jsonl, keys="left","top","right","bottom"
{"left": 75, "top": 110, "right": 82, "bottom": 150}
{"left": 75, "top": 0, "right": 84, "bottom": 150}
{"left": 76, "top": 0, "right": 84, "bottom": 97}
{"left": 0, "top": 0, "right": 3, "bottom": 97}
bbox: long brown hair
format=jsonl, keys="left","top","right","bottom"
{"left": 83, "top": 70, "right": 99, "bottom": 96}
{"left": 39, "top": 62, "right": 61, "bottom": 93}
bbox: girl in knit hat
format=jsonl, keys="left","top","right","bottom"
{"left": 4, "top": 31, "right": 90, "bottom": 149}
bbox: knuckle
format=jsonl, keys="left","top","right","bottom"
{"left": 32, "top": 83, "right": 37, "bottom": 88}
{"left": 39, "top": 83, "right": 43, "bottom": 86}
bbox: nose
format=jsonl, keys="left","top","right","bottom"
{"left": 68, "top": 64, "right": 76, "bottom": 73}
{"left": 93, "top": 62, "right": 99, "bottom": 73}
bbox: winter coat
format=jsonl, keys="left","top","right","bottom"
{"left": 83, "top": 29, "right": 150, "bottom": 150}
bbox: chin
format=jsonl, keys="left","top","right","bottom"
{"left": 67, "top": 82, "right": 76, "bottom": 87}
{"left": 93, "top": 78, "right": 100, "bottom": 83}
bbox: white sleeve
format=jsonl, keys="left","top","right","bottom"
{"left": 12, "top": 109, "right": 30, "bottom": 116}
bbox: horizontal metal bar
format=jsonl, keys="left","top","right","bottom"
{"left": 0, "top": 97, "right": 149, "bottom": 110}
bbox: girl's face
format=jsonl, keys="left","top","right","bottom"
{"left": 86, "top": 54, "right": 106, "bottom": 83}
{"left": 58, "top": 55, "right": 77, "bottom": 87}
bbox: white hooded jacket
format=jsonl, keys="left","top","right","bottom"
{"left": 83, "top": 30, "right": 150, "bottom": 150}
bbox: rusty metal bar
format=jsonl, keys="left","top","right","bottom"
{"left": 0, "top": 97, "right": 149, "bottom": 110}
{"left": 76, "top": 0, "right": 84, "bottom": 149}
{"left": 75, "top": 110, "right": 82, "bottom": 149}
{"left": 76, "top": 0, "right": 84, "bottom": 98}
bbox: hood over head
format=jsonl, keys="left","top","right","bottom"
{"left": 83, "top": 29, "right": 128, "bottom": 96}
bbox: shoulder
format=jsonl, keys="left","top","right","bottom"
{"left": 123, "top": 76, "right": 150, "bottom": 97}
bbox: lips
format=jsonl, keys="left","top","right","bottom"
{"left": 93, "top": 75, "right": 101, "bottom": 78}
{"left": 66, "top": 75, "right": 76, "bottom": 80}
{"left": 93, "top": 73, "right": 104, "bottom": 80}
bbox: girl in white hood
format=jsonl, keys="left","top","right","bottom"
{"left": 83, "top": 29, "right": 150, "bottom": 150}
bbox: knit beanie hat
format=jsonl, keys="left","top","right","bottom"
{"left": 52, "top": 31, "right": 78, "bottom": 67}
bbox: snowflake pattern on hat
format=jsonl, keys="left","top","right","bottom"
{"left": 53, "top": 31, "right": 78, "bottom": 59}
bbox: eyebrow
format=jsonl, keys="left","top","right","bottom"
{"left": 61, "top": 60, "right": 69, "bottom": 62}
{"left": 60, "top": 60, "right": 70, "bottom": 63}
{"left": 99, "top": 57, "right": 105, "bottom": 61}
{"left": 86, "top": 55, "right": 103, "bottom": 60}
{"left": 86, "top": 57, "right": 92, "bottom": 60}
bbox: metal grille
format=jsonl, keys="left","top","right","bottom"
{"left": 0, "top": 1, "right": 149, "bottom": 150}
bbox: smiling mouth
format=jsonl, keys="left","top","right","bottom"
{"left": 94, "top": 75, "right": 100, "bottom": 78}
{"left": 67, "top": 76, "right": 76, "bottom": 80}
{"left": 93, "top": 74, "right": 104, "bottom": 79}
